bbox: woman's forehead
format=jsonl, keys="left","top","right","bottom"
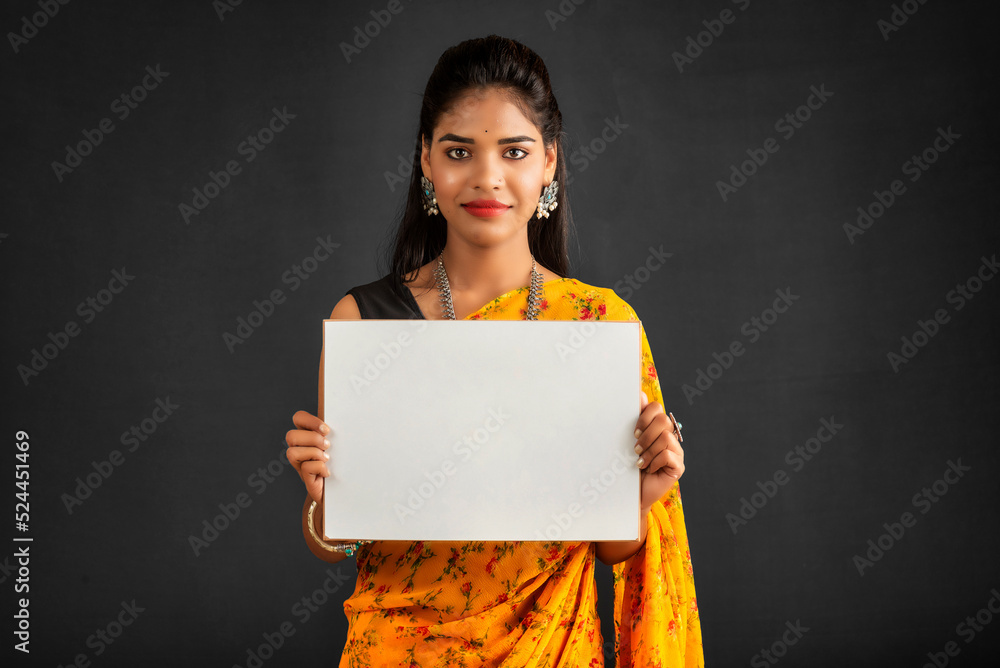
{"left": 434, "top": 90, "right": 539, "bottom": 138}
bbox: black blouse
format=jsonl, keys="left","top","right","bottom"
{"left": 345, "top": 274, "right": 426, "bottom": 320}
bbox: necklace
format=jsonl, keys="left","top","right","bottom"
{"left": 433, "top": 251, "right": 543, "bottom": 320}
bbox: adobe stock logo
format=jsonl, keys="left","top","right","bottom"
{"left": 555, "top": 322, "right": 597, "bottom": 362}
{"left": 682, "top": 288, "right": 800, "bottom": 404}
{"left": 843, "top": 126, "right": 961, "bottom": 244}
{"left": 671, "top": 0, "right": 751, "bottom": 73}
{"left": 213, "top": 0, "right": 243, "bottom": 21}
{"left": 612, "top": 245, "right": 673, "bottom": 300}
{"left": 886, "top": 254, "right": 996, "bottom": 372}
{"left": 544, "top": 0, "right": 589, "bottom": 31}
{"left": 394, "top": 407, "right": 510, "bottom": 524}
{"left": 178, "top": 107, "right": 296, "bottom": 224}
{"left": 564, "top": 117, "right": 629, "bottom": 186}
{"left": 221, "top": 235, "right": 339, "bottom": 354}
{"left": 61, "top": 397, "right": 180, "bottom": 514}
{"left": 17, "top": 267, "right": 135, "bottom": 386}
{"left": 533, "top": 450, "right": 636, "bottom": 542}
{"left": 715, "top": 84, "right": 833, "bottom": 202}
{"left": 725, "top": 417, "right": 842, "bottom": 534}
{"left": 350, "top": 321, "right": 429, "bottom": 394}
{"left": 8, "top": 0, "right": 73, "bottom": 54}
{"left": 51, "top": 65, "right": 170, "bottom": 183}
{"left": 877, "top": 0, "right": 930, "bottom": 41}
{"left": 231, "top": 566, "right": 352, "bottom": 668}
{"left": 188, "top": 445, "right": 294, "bottom": 557}
{"left": 921, "top": 588, "right": 1000, "bottom": 667}
{"left": 53, "top": 599, "right": 145, "bottom": 666}
{"left": 750, "top": 620, "right": 809, "bottom": 668}
{"left": 851, "top": 458, "right": 971, "bottom": 576}
{"left": 338, "top": 0, "right": 412, "bottom": 64}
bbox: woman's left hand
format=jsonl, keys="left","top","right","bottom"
{"left": 634, "top": 390, "right": 685, "bottom": 511}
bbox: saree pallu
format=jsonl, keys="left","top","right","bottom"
{"left": 339, "top": 276, "right": 703, "bottom": 667}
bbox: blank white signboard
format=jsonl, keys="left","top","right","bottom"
{"left": 322, "top": 319, "right": 641, "bottom": 542}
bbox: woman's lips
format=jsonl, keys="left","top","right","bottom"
{"left": 462, "top": 200, "right": 511, "bottom": 218}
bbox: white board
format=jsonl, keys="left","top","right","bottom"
{"left": 322, "top": 319, "right": 642, "bottom": 542}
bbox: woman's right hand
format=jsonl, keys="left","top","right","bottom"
{"left": 286, "top": 410, "right": 331, "bottom": 503}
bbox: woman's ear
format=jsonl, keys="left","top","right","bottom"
{"left": 420, "top": 135, "right": 433, "bottom": 181}
{"left": 543, "top": 142, "right": 557, "bottom": 183}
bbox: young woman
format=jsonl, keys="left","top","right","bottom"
{"left": 285, "top": 35, "right": 703, "bottom": 667}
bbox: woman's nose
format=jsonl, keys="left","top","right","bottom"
{"left": 469, "top": 152, "right": 504, "bottom": 190}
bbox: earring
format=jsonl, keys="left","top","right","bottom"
{"left": 420, "top": 176, "right": 439, "bottom": 216}
{"left": 536, "top": 180, "right": 559, "bottom": 219}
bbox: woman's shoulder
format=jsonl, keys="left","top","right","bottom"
{"left": 547, "top": 277, "right": 641, "bottom": 322}
{"left": 345, "top": 273, "right": 416, "bottom": 302}
{"left": 346, "top": 273, "right": 395, "bottom": 293}
{"left": 343, "top": 273, "right": 422, "bottom": 320}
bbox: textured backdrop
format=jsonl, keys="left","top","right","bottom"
{"left": 3, "top": 0, "right": 998, "bottom": 666}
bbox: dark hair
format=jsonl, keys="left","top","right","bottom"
{"left": 378, "top": 34, "right": 574, "bottom": 297}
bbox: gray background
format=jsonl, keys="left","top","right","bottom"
{"left": 3, "top": 0, "right": 998, "bottom": 665}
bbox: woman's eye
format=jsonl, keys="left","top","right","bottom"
{"left": 445, "top": 147, "right": 527, "bottom": 160}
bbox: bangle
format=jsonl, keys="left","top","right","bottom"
{"left": 306, "top": 500, "right": 373, "bottom": 557}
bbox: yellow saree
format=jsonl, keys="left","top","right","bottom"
{"left": 339, "top": 277, "right": 703, "bottom": 667}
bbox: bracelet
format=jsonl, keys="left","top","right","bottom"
{"left": 306, "top": 499, "right": 373, "bottom": 557}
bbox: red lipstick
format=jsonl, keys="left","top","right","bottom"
{"left": 462, "top": 199, "right": 511, "bottom": 218}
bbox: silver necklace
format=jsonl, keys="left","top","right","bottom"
{"left": 433, "top": 251, "right": 543, "bottom": 320}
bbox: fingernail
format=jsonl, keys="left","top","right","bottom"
{"left": 323, "top": 438, "right": 330, "bottom": 448}
{"left": 320, "top": 424, "right": 330, "bottom": 435}
{"left": 634, "top": 444, "right": 643, "bottom": 454}
{"left": 323, "top": 452, "right": 330, "bottom": 460}
{"left": 633, "top": 428, "right": 641, "bottom": 438}
{"left": 635, "top": 457, "right": 644, "bottom": 468}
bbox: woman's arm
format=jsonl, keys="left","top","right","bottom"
{"left": 595, "top": 386, "right": 684, "bottom": 565}
{"left": 595, "top": 507, "right": 650, "bottom": 565}
{"left": 302, "top": 495, "right": 349, "bottom": 564}
{"left": 297, "top": 294, "right": 362, "bottom": 564}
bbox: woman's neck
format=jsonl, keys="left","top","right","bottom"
{"left": 439, "top": 242, "right": 537, "bottom": 295}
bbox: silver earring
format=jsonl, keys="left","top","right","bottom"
{"left": 420, "top": 176, "right": 439, "bottom": 216}
{"left": 536, "top": 180, "right": 559, "bottom": 219}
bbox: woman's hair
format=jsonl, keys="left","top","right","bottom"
{"left": 379, "top": 34, "right": 574, "bottom": 294}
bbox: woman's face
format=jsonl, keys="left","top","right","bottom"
{"left": 420, "top": 87, "right": 557, "bottom": 247}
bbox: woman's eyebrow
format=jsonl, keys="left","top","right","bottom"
{"left": 437, "top": 133, "right": 536, "bottom": 145}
